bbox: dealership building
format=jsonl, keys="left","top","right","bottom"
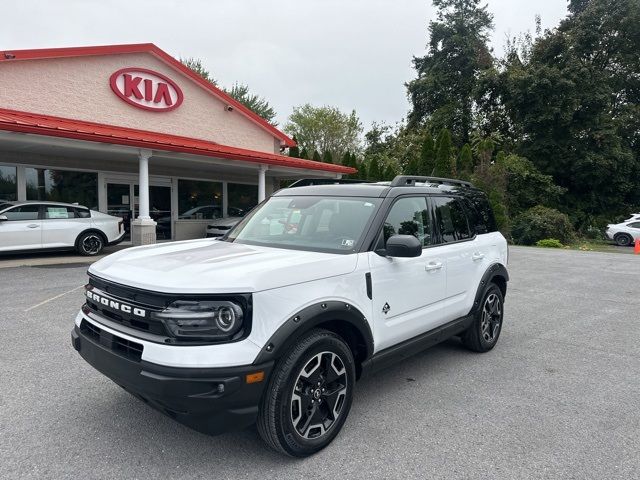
{"left": 0, "top": 43, "right": 354, "bottom": 243}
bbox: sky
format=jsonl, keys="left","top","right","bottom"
{"left": 1, "top": 0, "right": 568, "bottom": 131}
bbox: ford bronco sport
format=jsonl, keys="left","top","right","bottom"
{"left": 71, "top": 175, "right": 509, "bottom": 457}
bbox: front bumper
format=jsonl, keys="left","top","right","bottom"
{"left": 71, "top": 324, "right": 273, "bottom": 435}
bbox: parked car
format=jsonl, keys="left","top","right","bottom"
{"left": 0, "top": 201, "right": 124, "bottom": 255}
{"left": 205, "top": 207, "right": 248, "bottom": 238}
{"left": 605, "top": 217, "right": 640, "bottom": 246}
{"left": 71, "top": 176, "right": 508, "bottom": 456}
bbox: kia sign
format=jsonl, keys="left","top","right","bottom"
{"left": 109, "top": 67, "right": 183, "bottom": 112}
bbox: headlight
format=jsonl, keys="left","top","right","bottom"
{"left": 151, "top": 300, "right": 244, "bottom": 341}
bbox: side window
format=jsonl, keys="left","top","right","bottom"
{"left": 44, "top": 206, "right": 75, "bottom": 219}
{"left": 432, "top": 197, "right": 471, "bottom": 243}
{"left": 627, "top": 222, "right": 640, "bottom": 229}
{"left": 74, "top": 208, "right": 91, "bottom": 219}
{"left": 382, "top": 197, "right": 432, "bottom": 247}
{"left": 3, "top": 205, "right": 40, "bottom": 221}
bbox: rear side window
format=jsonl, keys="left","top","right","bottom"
{"left": 463, "top": 194, "right": 497, "bottom": 233}
{"left": 74, "top": 208, "right": 91, "bottom": 219}
{"left": 628, "top": 222, "right": 640, "bottom": 229}
{"left": 432, "top": 196, "right": 471, "bottom": 243}
{"left": 44, "top": 206, "right": 76, "bottom": 219}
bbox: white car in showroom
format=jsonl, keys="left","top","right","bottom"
{"left": 605, "top": 215, "right": 640, "bottom": 246}
{"left": 0, "top": 201, "right": 124, "bottom": 255}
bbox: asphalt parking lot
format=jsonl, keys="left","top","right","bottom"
{"left": 1, "top": 247, "right": 638, "bottom": 479}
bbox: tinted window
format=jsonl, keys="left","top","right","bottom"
{"left": 628, "top": 222, "right": 640, "bottom": 229}
{"left": 0, "top": 165, "right": 17, "bottom": 201}
{"left": 464, "top": 192, "right": 497, "bottom": 233}
{"left": 178, "top": 180, "right": 223, "bottom": 219}
{"left": 25, "top": 168, "right": 98, "bottom": 209}
{"left": 228, "top": 183, "right": 258, "bottom": 217}
{"left": 74, "top": 208, "right": 91, "bottom": 219}
{"left": 3, "top": 205, "right": 40, "bottom": 221}
{"left": 433, "top": 196, "right": 471, "bottom": 242}
{"left": 382, "top": 197, "right": 432, "bottom": 247}
{"left": 44, "top": 206, "right": 77, "bottom": 219}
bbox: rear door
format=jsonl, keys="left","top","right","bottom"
{"left": 368, "top": 196, "right": 447, "bottom": 350}
{"left": 431, "top": 196, "right": 489, "bottom": 320}
{"left": 41, "top": 205, "right": 89, "bottom": 248}
{"left": 0, "top": 204, "right": 42, "bottom": 251}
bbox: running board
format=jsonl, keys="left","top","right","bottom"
{"left": 360, "top": 314, "right": 474, "bottom": 378}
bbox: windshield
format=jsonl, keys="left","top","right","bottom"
{"left": 225, "top": 196, "right": 381, "bottom": 253}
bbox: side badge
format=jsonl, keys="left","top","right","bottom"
{"left": 382, "top": 303, "right": 391, "bottom": 315}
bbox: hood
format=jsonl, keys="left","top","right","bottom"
{"left": 88, "top": 239, "right": 358, "bottom": 294}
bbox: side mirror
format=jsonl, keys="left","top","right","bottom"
{"left": 0, "top": 215, "right": 7, "bottom": 222}
{"left": 384, "top": 235, "right": 422, "bottom": 258}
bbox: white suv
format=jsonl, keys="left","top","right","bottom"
{"left": 0, "top": 201, "right": 124, "bottom": 255}
{"left": 71, "top": 176, "right": 509, "bottom": 456}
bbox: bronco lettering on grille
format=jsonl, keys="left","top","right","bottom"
{"left": 86, "top": 291, "right": 146, "bottom": 318}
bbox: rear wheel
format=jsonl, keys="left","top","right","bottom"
{"left": 257, "top": 329, "right": 355, "bottom": 457}
{"left": 614, "top": 233, "right": 633, "bottom": 247}
{"left": 462, "top": 283, "right": 504, "bottom": 353}
{"left": 76, "top": 232, "right": 104, "bottom": 256}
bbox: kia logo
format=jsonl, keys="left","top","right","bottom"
{"left": 109, "top": 67, "right": 184, "bottom": 112}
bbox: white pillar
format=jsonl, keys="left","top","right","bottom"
{"left": 258, "top": 165, "right": 268, "bottom": 202}
{"left": 137, "top": 149, "right": 152, "bottom": 220}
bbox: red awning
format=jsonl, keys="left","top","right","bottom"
{"left": 0, "top": 108, "right": 355, "bottom": 175}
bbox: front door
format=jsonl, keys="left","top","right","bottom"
{"left": 107, "top": 183, "right": 133, "bottom": 240}
{"left": 368, "top": 196, "right": 447, "bottom": 351}
{"left": 0, "top": 204, "right": 42, "bottom": 251}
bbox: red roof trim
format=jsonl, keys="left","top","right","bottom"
{"left": 0, "top": 108, "right": 355, "bottom": 174}
{"left": 0, "top": 43, "right": 296, "bottom": 147}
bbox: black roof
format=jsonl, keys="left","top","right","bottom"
{"left": 276, "top": 176, "right": 483, "bottom": 199}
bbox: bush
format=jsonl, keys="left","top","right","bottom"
{"left": 512, "top": 206, "right": 576, "bottom": 245}
{"left": 536, "top": 238, "right": 564, "bottom": 248}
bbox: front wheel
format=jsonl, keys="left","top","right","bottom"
{"left": 461, "top": 283, "right": 504, "bottom": 352}
{"left": 76, "top": 232, "right": 104, "bottom": 256}
{"left": 257, "top": 329, "right": 356, "bottom": 457}
{"left": 614, "top": 233, "right": 633, "bottom": 247}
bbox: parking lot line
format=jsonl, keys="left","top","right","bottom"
{"left": 23, "top": 284, "right": 85, "bottom": 312}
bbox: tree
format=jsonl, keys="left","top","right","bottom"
{"left": 299, "top": 147, "right": 309, "bottom": 160}
{"left": 367, "top": 156, "right": 382, "bottom": 181}
{"left": 284, "top": 105, "right": 363, "bottom": 161}
{"left": 181, "top": 58, "right": 278, "bottom": 125}
{"left": 419, "top": 132, "right": 436, "bottom": 176}
{"left": 225, "top": 83, "right": 277, "bottom": 126}
{"left": 434, "top": 129, "right": 453, "bottom": 177}
{"left": 288, "top": 136, "right": 300, "bottom": 158}
{"left": 180, "top": 57, "right": 217, "bottom": 85}
{"left": 312, "top": 150, "right": 322, "bottom": 162}
{"left": 322, "top": 151, "right": 334, "bottom": 164}
{"left": 458, "top": 143, "right": 473, "bottom": 178}
{"left": 406, "top": 0, "right": 494, "bottom": 144}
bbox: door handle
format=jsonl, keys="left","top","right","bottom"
{"left": 472, "top": 252, "right": 485, "bottom": 261}
{"left": 425, "top": 261, "right": 443, "bottom": 272}
{"left": 27, "top": 224, "right": 40, "bottom": 229}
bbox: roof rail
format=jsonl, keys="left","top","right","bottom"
{"left": 390, "top": 175, "right": 473, "bottom": 188}
{"left": 288, "top": 178, "right": 373, "bottom": 188}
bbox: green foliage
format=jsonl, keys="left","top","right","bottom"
{"left": 285, "top": 105, "right": 362, "bottom": 162}
{"left": 458, "top": 143, "right": 473, "bottom": 178}
{"left": 180, "top": 58, "right": 217, "bottom": 85}
{"left": 434, "top": 129, "right": 453, "bottom": 177}
{"left": 383, "top": 162, "right": 399, "bottom": 181}
{"left": 367, "top": 156, "right": 383, "bottom": 181}
{"left": 419, "top": 132, "right": 436, "bottom": 175}
{"left": 226, "top": 83, "right": 277, "bottom": 125}
{"left": 299, "top": 147, "right": 309, "bottom": 160}
{"left": 536, "top": 238, "right": 564, "bottom": 248}
{"left": 312, "top": 150, "right": 322, "bottom": 162}
{"left": 406, "top": 0, "right": 494, "bottom": 144}
{"left": 322, "top": 151, "right": 333, "bottom": 164}
{"left": 511, "top": 206, "right": 576, "bottom": 245}
{"left": 288, "top": 136, "right": 300, "bottom": 158}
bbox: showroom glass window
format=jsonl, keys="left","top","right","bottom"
{"left": 0, "top": 165, "right": 17, "bottom": 201}
{"left": 227, "top": 183, "right": 258, "bottom": 217}
{"left": 177, "top": 179, "right": 223, "bottom": 219}
{"left": 25, "top": 168, "right": 98, "bottom": 210}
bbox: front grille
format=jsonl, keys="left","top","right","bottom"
{"left": 80, "top": 319, "right": 143, "bottom": 362}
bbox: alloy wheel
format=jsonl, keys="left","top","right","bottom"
{"left": 290, "top": 351, "right": 348, "bottom": 440}
{"left": 480, "top": 293, "right": 502, "bottom": 343}
{"left": 82, "top": 234, "right": 102, "bottom": 255}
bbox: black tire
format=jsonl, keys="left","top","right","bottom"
{"left": 76, "top": 231, "right": 105, "bottom": 256}
{"left": 614, "top": 233, "right": 633, "bottom": 247}
{"left": 257, "top": 328, "right": 356, "bottom": 457}
{"left": 461, "top": 283, "right": 504, "bottom": 353}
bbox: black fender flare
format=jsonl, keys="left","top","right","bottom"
{"left": 252, "top": 301, "right": 374, "bottom": 365}
{"left": 471, "top": 263, "right": 509, "bottom": 313}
